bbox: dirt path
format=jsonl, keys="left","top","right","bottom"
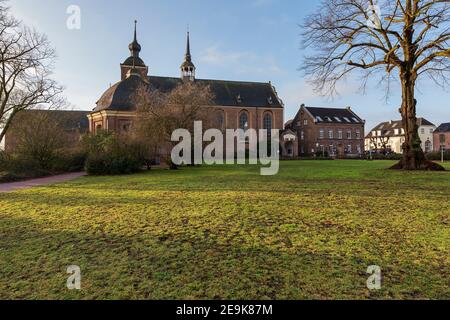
{"left": 0, "top": 172, "right": 86, "bottom": 193}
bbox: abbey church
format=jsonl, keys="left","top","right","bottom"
{"left": 87, "top": 22, "right": 285, "bottom": 135}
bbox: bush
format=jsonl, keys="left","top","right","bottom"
{"left": 83, "top": 131, "right": 143, "bottom": 175}
{"left": 315, "top": 150, "right": 329, "bottom": 158}
{"left": 85, "top": 153, "right": 141, "bottom": 175}
{"left": 368, "top": 153, "right": 403, "bottom": 160}
{"left": 0, "top": 151, "right": 8, "bottom": 171}
{"left": 0, "top": 155, "right": 52, "bottom": 182}
{"left": 0, "top": 147, "right": 87, "bottom": 182}
{"left": 52, "top": 149, "right": 87, "bottom": 173}
{"left": 426, "top": 151, "right": 450, "bottom": 161}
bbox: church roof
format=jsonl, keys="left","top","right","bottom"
{"left": 94, "top": 75, "right": 283, "bottom": 112}
{"left": 94, "top": 74, "right": 145, "bottom": 112}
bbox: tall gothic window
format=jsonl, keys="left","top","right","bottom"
{"left": 263, "top": 113, "right": 273, "bottom": 140}
{"left": 217, "top": 111, "right": 225, "bottom": 130}
{"left": 239, "top": 112, "right": 248, "bottom": 129}
{"left": 263, "top": 113, "right": 272, "bottom": 130}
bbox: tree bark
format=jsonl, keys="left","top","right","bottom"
{"left": 400, "top": 73, "right": 424, "bottom": 169}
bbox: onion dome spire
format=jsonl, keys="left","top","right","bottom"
{"left": 129, "top": 20, "right": 141, "bottom": 58}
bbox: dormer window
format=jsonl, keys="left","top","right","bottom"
{"left": 267, "top": 96, "right": 273, "bottom": 105}
{"left": 237, "top": 94, "right": 243, "bottom": 103}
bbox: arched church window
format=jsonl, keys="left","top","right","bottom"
{"left": 217, "top": 111, "right": 225, "bottom": 129}
{"left": 263, "top": 113, "right": 273, "bottom": 130}
{"left": 239, "top": 112, "right": 248, "bottom": 129}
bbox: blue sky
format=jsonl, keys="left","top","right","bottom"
{"left": 9, "top": 0, "right": 449, "bottom": 131}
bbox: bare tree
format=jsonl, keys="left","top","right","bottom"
{"left": 132, "top": 85, "right": 167, "bottom": 167}
{"left": 132, "top": 81, "right": 215, "bottom": 168}
{"left": 370, "top": 135, "right": 391, "bottom": 153}
{"left": 301, "top": 0, "right": 449, "bottom": 170}
{"left": 7, "top": 109, "right": 67, "bottom": 169}
{"left": 0, "top": 0, "right": 62, "bottom": 143}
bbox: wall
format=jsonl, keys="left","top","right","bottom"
{"left": 295, "top": 109, "right": 365, "bottom": 156}
{"left": 418, "top": 125, "right": 436, "bottom": 152}
{"left": 433, "top": 132, "right": 450, "bottom": 151}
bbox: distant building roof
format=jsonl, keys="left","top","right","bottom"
{"left": 11, "top": 109, "right": 90, "bottom": 132}
{"left": 284, "top": 119, "right": 293, "bottom": 128}
{"left": 435, "top": 123, "right": 450, "bottom": 133}
{"left": 366, "top": 118, "right": 435, "bottom": 138}
{"left": 303, "top": 106, "right": 364, "bottom": 124}
{"left": 94, "top": 75, "right": 283, "bottom": 112}
{"left": 417, "top": 118, "right": 435, "bottom": 126}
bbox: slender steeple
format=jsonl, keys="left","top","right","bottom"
{"left": 129, "top": 20, "right": 141, "bottom": 59}
{"left": 181, "top": 30, "right": 196, "bottom": 81}
{"left": 185, "top": 31, "right": 192, "bottom": 62}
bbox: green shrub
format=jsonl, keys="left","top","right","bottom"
{"left": 52, "top": 149, "right": 87, "bottom": 173}
{"left": 0, "top": 151, "right": 8, "bottom": 171}
{"left": 426, "top": 151, "right": 450, "bottom": 161}
{"left": 0, "top": 147, "right": 87, "bottom": 182}
{"left": 315, "top": 150, "right": 329, "bottom": 158}
{"left": 85, "top": 153, "right": 141, "bottom": 176}
{"left": 83, "top": 131, "right": 143, "bottom": 176}
{"left": 369, "top": 153, "right": 403, "bottom": 160}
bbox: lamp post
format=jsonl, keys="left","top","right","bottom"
{"left": 439, "top": 134, "right": 445, "bottom": 163}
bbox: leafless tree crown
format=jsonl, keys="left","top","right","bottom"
{"left": 0, "top": 0, "right": 62, "bottom": 141}
{"left": 301, "top": 0, "right": 450, "bottom": 96}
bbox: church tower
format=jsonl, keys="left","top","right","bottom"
{"left": 120, "top": 20, "right": 149, "bottom": 80}
{"left": 180, "top": 31, "right": 196, "bottom": 81}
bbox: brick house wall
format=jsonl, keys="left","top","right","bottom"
{"left": 433, "top": 131, "right": 450, "bottom": 151}
{"left": 291, "top": 105, "right": 365, "bottom": 157}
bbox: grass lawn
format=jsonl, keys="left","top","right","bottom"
{"left": 0, "top": 160, "right": 449, "bottom": 300}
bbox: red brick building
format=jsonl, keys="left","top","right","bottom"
{"left": 88, "top": 22, "right": 284, "bottom": 136}
{"left": 433, "top": 123, "right": 450, "bottom": 151}
{"left": 287, "top": 105, "right": 365, "bottom": 158}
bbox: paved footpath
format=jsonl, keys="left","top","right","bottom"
{"left": 0, "top": 172, "right": 86, "bottom": 193}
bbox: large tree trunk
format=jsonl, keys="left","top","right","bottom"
{"left": 400, "top": 75, "right": 424, "bottom": 169}
{"left": 391, "top": 72, "right": 444, "bottom": 170}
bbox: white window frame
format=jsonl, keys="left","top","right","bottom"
{"left": 319, "top": 129, "right": 324, "bottom": 139}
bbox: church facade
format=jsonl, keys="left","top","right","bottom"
{"left": 88, "top": 22, "right": 285, "bottom": 137}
